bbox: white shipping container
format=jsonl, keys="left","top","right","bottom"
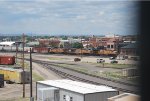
{"left": 37, "top": 87, "right": 59, "bottom": 101}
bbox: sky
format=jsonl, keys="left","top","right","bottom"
{"left": 0, "top": 0, "right": 139, "bottom": 36}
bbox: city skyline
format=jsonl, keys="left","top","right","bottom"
{"left": 0, "top": 0, "right": 139, "bottom": 36}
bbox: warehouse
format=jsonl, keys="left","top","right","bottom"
{"left": 36, "top": 79, "right": 119, "bottom": 101}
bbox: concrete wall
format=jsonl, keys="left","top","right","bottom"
{"left": 59, "top": 89, "right": 84, "bottom": 101}
{"left": 85, "top": 91, "right": 118, "bottom": 101}
{"left": 108, "top": 93, "right": 140, "bottom": 101}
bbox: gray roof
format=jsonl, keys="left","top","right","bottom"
{"left": 26, "top": 41, "right": 39, "bottom": 46}
{"left": 121, "top": 43, "right": 137, "bottom": 49}
{"left": 38, "top": 79, "right": 117, "bottom": 94}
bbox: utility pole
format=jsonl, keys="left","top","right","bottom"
{"left": 15, "top": 43, "right": 18, "bottom": 64}
{"left": 30, "top": 48, "right": 34, "bottom": 101}
{"left": 22, "top": 33, "right": 25, "bottom": 98}
{"left": 80, "top": 37, "right": 82, "bottom": 58}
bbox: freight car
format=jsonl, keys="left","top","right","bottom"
{"left": 0, "top": 74, "right": 4, "bottom": 88}
{"left": 75, "top": 49, "right": 92, "bottom": 55}
{"left": 33, "top": 47, "right": 49, "bottom": 53}
{"left": 97, "top": 50, "right": 117, "bottom": 57}
{"left": 0, "top": 46, "right": 32, "bottom": 52}
{"left": 0, "top": 67, "right": 30, "bottom": 84}
{"left": 49, "top": 48, "right": 65, "bottom": 54}
{"left": 0, "top": 55, "right": 15, "bottom": 65}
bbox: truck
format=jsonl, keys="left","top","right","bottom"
{"left": 97, "top": 58, "right": 105, "bottom": 63}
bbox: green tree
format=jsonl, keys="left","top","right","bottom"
{"left": 72, "top": 42, "right": 83, "bottom": 49}
{"left": 60, "top": 44, "right": 64, "bottom": 48}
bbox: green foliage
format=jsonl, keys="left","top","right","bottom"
{"left": 60, "top": 44, "right": 63, "bottom": 48}
{"left": 72, "top": 42, "right": 83, "bottom": 49}
{"left": 61, "top": 36, "right": 68, "bottom": 40}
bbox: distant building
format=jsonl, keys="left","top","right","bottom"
{"left": 106, "top": 38, "right": 118, "bottom": 51}
{"left": 120, "top": 42, "right": 138, "bottom": 56}
{"left": 26, "top": 41, "right": 39, "bottom": 47}
{"left": 89, "top": 35, "right": 122, "bottom": 51}
{"left": 68, "top": 38, "right": 81, "bottom": 44}
{"left": 59, "top": 40, "right": 71, "bottom": 48}
{"left": 122, "top": 35, "right": 137, "bottom": 42}
{"left": 38, "top": 39, "right": 60, "bottom": 47}
{"left": 0, "top": 41, "right": 15, "bottom": 46}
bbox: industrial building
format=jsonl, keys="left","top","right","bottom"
{"left": 36, "top": 79, "right": 119, "bottom": 101}
{"left": 107, "top": 93, "right": 140, "bottom": 101}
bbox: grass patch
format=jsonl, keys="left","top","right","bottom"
{"left": 32, "top": 72, "right": 44, "bottom": 81}
{"left": 48, "top": 57, "right": 65, "bottom": 60}
{"left": 57, "top": 64, "right": 88, "bottom": 73}
{"left": 95, "top": 63, "right": 137, "bottom": 69}
{"left": 16, "top": 61, "right": 29, "bottom": 70}
{"left": 127, "top": 76, "right": 140, "bottom": 83}
{"left": 52, "top": 63, "right": 137, "bottom": 83}
{"left": 0, "top": 97, "right": 30, "bottom": 101}
{"left": 101, "top": 72, "right": 123, "bottom": 79}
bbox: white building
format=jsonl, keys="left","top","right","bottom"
{"left": 0, "top": 41, "right": 15, "bottom": 46}
{"left": 36, "top": 79, "right": 118, "bottom": 101}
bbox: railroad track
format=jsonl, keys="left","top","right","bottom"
{"left": 25, "top": 59, "right": 140, "bottom": 94}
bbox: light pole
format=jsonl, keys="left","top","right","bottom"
{"left": 80, "top": 37, "right": 82, "bottom": 58}
{"left": 15, "top": 43, "right": 18, "bottom": 64}
{"left": 30, "top": 48, "right": 34, "bottom": 101}
{"left": 22, "top": 33, "right": 25, "bottom": 98}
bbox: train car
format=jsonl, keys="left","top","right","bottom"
{"left": 0, "top": 46, "right": 32, "bottom": 52}
{"left": 0, "top": 55, "right": 15, "bottom": 65}
{"left": 97, "top": 50, "right": 117, "bottom": 56}
{"left": 74, "top": 49, "right": 92, "bottom": 55}
{"left": 67, "top": 48, "right": 76, "bottom": 55}
{"left": 0, "top": 74, "right": 4, "bottom": 88}
{"left": 49, "top": 48, "right": 65, "bottom": 54}
{"left": 0, "top": 67, "right": 30, "bottom": 84}
{"left": 33, "top": 47, "right": 49, "bottom": 53}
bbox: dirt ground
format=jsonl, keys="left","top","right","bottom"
{"left": 0, "top": 61, "right": 62, "bottom": 101}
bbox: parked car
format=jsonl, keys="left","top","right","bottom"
{"left": 97, "top": 59, "right": 105, "bottom": 63}
{"left": 109, "top": 57, "right": 116, "bottom": 60}
{"left": 116, "top": 56, "right": 125, "bottom": 60}
{"left": 110, "top": 60, "right": 118, "bottom": 64}
{"left": 74, "top": 58, "right": 81, "bottom": 62}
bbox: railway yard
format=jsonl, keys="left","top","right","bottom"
{"left": 0, "top": 52, "right": 140, "bottom": 101}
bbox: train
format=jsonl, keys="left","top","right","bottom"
{"left": 0, "top": 67, "right": 30, "bottom": 84}
{"left": 0, "top": 55, "right": 15, "bottom": 65}
{"left": 49, "top": 48, "right": 117, "bottom": 56}
{"left": 0, "top": 45, "right": 117, "bottom": 57}
{"left": 0, "top": 46, "right": 31, "bottom": 53}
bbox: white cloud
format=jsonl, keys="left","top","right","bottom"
{"left": 76, "top": 15, "right": 86, "bottom": 20}
{"left": 98, "top": 11, "right": 104, "bottom": 16}
{"left": 0, "top": 0, "right": 139, "bottom": 35}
